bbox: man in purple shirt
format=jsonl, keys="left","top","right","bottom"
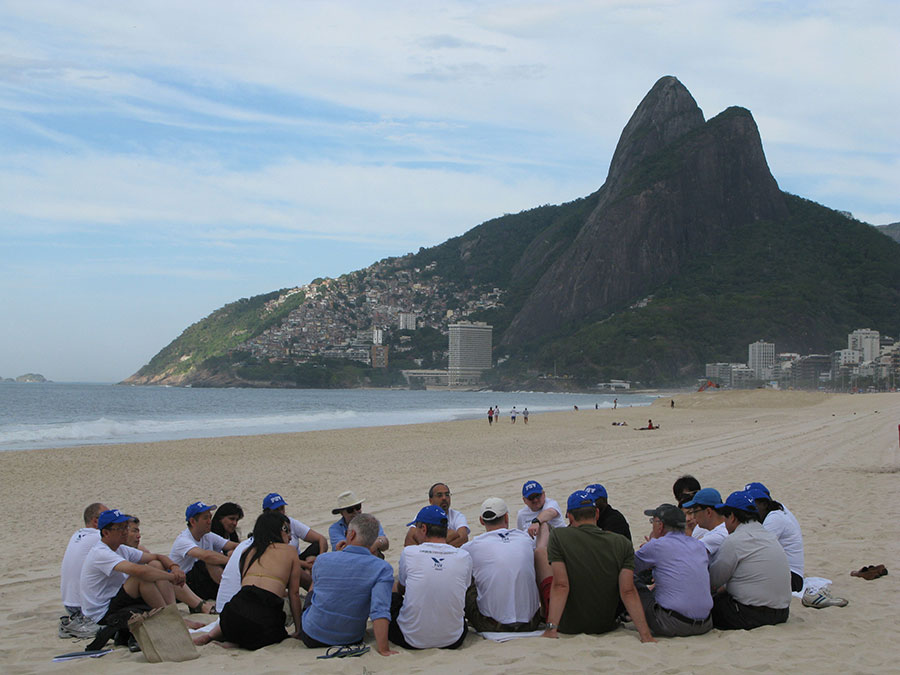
{"left": 634, "top": 503, "right": 713, "bottom": 637}
{"left": 300, "top": 513, "right": 396, "bottom": 656}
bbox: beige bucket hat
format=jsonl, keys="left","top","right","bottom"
{"left": 331, "top": 490, "right": 365, "bottom": 514}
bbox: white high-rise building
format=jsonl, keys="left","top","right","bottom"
{"left": 848, "top": 329, "right": 880, "bottom": 362}
{"left": 398, "top": 313, "right": 417, "bottom": 331}
{"left": 372, "top": 328, "right": 383, "bottom": 345}
{"left": 448, "top": 322, "right": 492, "bottom": 386}
{"left": 748, "top": 340, "right": 775, "bottom": 380}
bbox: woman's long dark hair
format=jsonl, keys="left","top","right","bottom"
{"left": 240, "top": 511, "right": 289, "bottom": 578}
{"left": 211, "top": 502, "right": 244, "bottom": 542}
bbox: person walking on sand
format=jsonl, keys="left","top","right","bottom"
{"left": 613, "top": 398, "right": 617, "bottom": 409}
{"left": 487, "top": 407, "right": 494, "bottom": 425}
{"left": 523, "top": 408, "right": 529, "bottom": 424}
{"left": 510, "top": 406, "right": 517, "bottom": 423}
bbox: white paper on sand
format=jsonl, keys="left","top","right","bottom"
{"left": 793, "top": 576, "right": 831, "bottom": 598}
{"left": 189, "top": 619, "right": 220, "bottom": 634}
{"left": 476, "top": 630, "right": 546, "bottom": 642}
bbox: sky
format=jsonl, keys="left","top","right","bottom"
{"left": 2, "top": 1, "right": 898, "bottom": 383}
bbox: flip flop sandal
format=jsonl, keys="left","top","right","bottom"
{"left": 317, "top": 643, "right": 370, "bottom": 659}
{"left": 190, "top": 600, "right": 217, "bottom": 614}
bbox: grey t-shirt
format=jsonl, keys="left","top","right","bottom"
{"left": 709, "top": 521, "right": 791, "bottom": 609}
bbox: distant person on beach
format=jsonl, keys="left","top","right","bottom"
{"left": 613, "top": 398, "right": 617, "bottom": 409}
{"left": 745, "top": 483, "right": 804, "bottom": 592}
{"left": 390, "top": 506, "right": 472, "bottom": 649}
{"left": 636, "top": 419, "right": 657, "bottom": 430}
{"left": 211, "top": 502, "right": 244, "bottom": 543}
{"left": 709, "top": 491, "right": 791, "bottom": 630}
{"left": 300, "top": 513, "right": 396, "bottom": 655}
{"left": 517, "top": 480, "right": 566, "bottom": 537}
{"left": 59, "top": 502, "right": 106, "bottom": 638}
{"left": 80, "top": 509, "right": 186, "bottom": 627}
{"left": 194, "top": 511, "right": 302, "bottom": 650}
{"left": 487, "top": 407, "right": 494, "bottom": 425}
{"left": 523, "top": 408, "right": 529, "bottom": 424}
{"left": 328, "top": 490, "right": 389, "bottom": 556}
{"left": 671, "top": 399, "right": 675, "bottom": 408}
{"left": 536, "top": 491, "right": 654, "bottom": 641}
{"left": 461, "top": 498, "right": 542, "bottom": 632}
{"left": 263, "top": 492, "right": 329, "bottom": 572}
{"left": 584, "top": 483, "right": 632, "bottom": 542}
{"left": 574, "top": 405, "right": 579, "bottom": 411}
{"left": 511, "top": 406, "right": 517, "bottom": 423}
{"left": 682, "top": 488, "right": 728, "bottom": 560}
{"left": 170, "top": 501, "right": 239, "bottom": 600}
{"left": 634, "top": 504, "right": 713, "bottom": 637}
{"left": 404, "top": 483, "right": 469, "bottom": 547}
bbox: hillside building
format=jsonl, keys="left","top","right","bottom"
{"left": 398, "top": 313, "right": 418, "bottom": 331}
{"left": 848, "top": 329, "right": 880, "bottom": 362}
{"left": 448, "top": 321, "right": 493, "bottom": 386}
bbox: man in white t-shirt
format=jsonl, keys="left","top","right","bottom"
{"left": 59, "top": 502, "right": 106, "bottom": 638}
{"left": 80, "top": 509, "right": 186, "bottom": 626}
{"left": 462, "top": 498, "right": 541, "bottom": 632}
{"left": 517, "top": 480, "right": 566, "bottom": 537}
{"left": 390, "top": 505, "right": 472, "bottom": 649}
{"left": 262, "top": 492, "right": 328, "bottom": 588}
{"left": 170, "top": 501, "right": 238, "bottom": 600}
{"left": 403, "top": 482, "right": 470, "bottom": 548}
{"left": 682, "top": 488, "right": 729, "bottom": 561}
{"left": 745, "top": 482, "right": 804, "bottom": 592}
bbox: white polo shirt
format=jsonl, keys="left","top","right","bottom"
{"left": 170, "top": 528, "right": 228, "bottom": 573}
{"left": 288, "top": 516, "right": 312, "bottom": 550}
{"left": 699, "top": 522, "right": 729, "bottom": 560}
{"left": 447, "top": 508, "right": 469, "bottom": 535}
{"left": 216, "top": 537, "right": 253, "bottom": 612}
{"left": 462, "top": 528, "right": 539, "bottom": 624}
{"left": 398, "top": 542, "right": 472, "bottom": 648}
{"left": 763, "top": 507, "right": 804, "bottom": 577}
{"left": 60, "top": 528, "right": 100, "bottom": 610}
{"left": 516, "top": 498, "right": 566, "bottom": 531}
{"left": 80, "top": 541, "right": 144, "bottom": 623}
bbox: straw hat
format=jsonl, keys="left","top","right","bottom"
{"left": 332, "top": 490, "right": 365, "bottom": 514}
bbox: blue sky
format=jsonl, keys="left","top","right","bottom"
{"left": 2, "top": 1, "right": 898, "bottom": 382}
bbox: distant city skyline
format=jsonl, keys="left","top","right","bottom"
{"left": 2, "top": 1, "right": 898, "bottom": 382}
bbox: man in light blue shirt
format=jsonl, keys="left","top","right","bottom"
{"left": 327, "top": 490, "right": 389, "bottom": 556}
{"left": 300, "top": 513, "right": 396, "bottom": 656}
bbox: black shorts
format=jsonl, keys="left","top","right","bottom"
{"left": 100, "top": 585, "right": 150, "bottom": 625}
{"left": 186, "top": 560, "right": 220, "bottom": 600}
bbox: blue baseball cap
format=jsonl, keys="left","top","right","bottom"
{"left": 566, "top": 490, "right": 596, "bottom": 512}
{"left": 262, "top": 493, "right": 288, "bottom": 510}
{"left": 683, "top": 487, "right": 722, "bottom": 508}
{"left": 715, "top": 490, "right": 758, "bottom": 513}
{"left": 98, "top": 509, "right": 131, "bottom": 531}
{"left": 745, "top": 487, "right": 771, "bottom": 502}
{"left": 407, "top": 505, "right": 448, "bottom": 527}
{"left": 522, "top": 480, "right": 543, "bottom": 498}
{"left": 185, "top": 501, "right": 217, "bottom": 521}
{"left": 744, "top": 482, "right": 770, "bottom": 496}
{"left": 584, "top": 483, "right": 608, "bottom": 500}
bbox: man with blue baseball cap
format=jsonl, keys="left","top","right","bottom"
{"left": 539, "top": 490, "right": 654, "bottom": 642}
{"left": 709, "top": 490, "right": 791, "bottom": 630}
{"left": 517, "top": 480, "right": 566, "bottom": 538}
{"left": 170, "top": 501, "right": 238, "bottom": 600}
{"left": 80, "top": 509, "right": 186, "bottom": 627}
{"left": 389, "top": 505, "right": 473, "bottom": 649}
{"left": 585, "top": 483, "right": 632, "bottom": 542}
{"left": 744, "top": 483, "right": 805, "bottom": 592}
{"left": 682, "top": 488, "right": 729, "bottom": 560}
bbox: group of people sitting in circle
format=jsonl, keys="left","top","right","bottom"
{"left": 58, "top": 474, "right": 804, "bottom": 654}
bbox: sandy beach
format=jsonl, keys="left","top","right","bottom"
{"left": 2, "top": 389, "right": 898, "bottom": 673}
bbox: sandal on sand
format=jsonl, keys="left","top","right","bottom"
{"left": 317, "top": 643, "right": 370, "bottom": 659}
{"left": 851, "top": 565, "right": 888, "bottom": 580}
{"left": 190, "top": 600, "right": 218, "bottom": 614}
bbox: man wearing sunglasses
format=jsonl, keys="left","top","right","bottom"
{"left": 329, "top": 490, "right": 389, "bottom": 556}
{"left": 403, "top": 483, "right": 470, "bottom": 548}
{"left": 517, "top": 480, "right": 566, "bottom": 538}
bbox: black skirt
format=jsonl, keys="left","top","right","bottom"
{"left": 219, "top": 585, "right": 288, "bottom": 650}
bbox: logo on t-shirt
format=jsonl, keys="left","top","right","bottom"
{"left": 496, "top": 532, "right": 511, "bottom": 543}
{"left": 431, "top": 557, "right": 445, "bottom": 570}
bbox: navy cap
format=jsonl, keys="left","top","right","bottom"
{"left": 262, "top": 493, "right": 288, "bottom": 510}
{"left": 522, "top": 480, "right": 543, "bottom": 498}
{"left": 98, "top": 509, "right": 131, "bottom": 531}
{"left": 715, "top": 490, "right": 758, "bottom": 513}
{"left": 185, "top": 501, "right": 216, "bottom": 521}
{"left": 566, "top": 490, "right": 596, "bottom": 512}
{"left": 643, "top": 503, "right": 686, "bottom": 528}
{"left": 683, "top": 487, "right": 722, "bottom": 508}
{"left": 407, "top": 505, "right": 448, "bottom": 527}
{"left": 584, "top": 483, "right": 608, "bottom": 500}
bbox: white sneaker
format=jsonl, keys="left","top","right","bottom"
{"left": 58, "top": 614, "right": 100, "bottom": 639}
{"left": 802, "top": 586, "right": 849, "bottom": 608}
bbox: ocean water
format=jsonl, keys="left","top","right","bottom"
{"left": 0, "top": 382, "right": 655, "bottom": 452}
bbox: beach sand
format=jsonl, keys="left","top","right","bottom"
{"left": 2, "top": 389, "right": 898, "bottom": 673}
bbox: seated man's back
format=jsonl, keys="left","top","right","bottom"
{"left": 462, "top": 498, "right": 540, "bottom": 630}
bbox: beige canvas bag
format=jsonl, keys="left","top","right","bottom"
{"left": 127, "top": 604, "right": 199, "bottom": 663}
